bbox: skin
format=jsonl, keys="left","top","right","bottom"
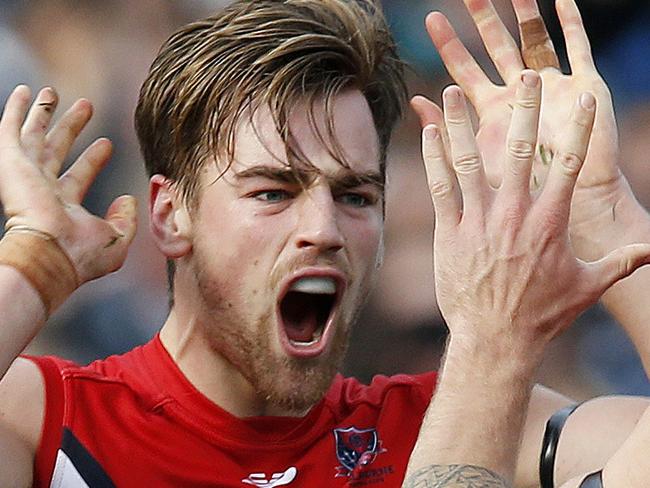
{"left": 0, "top": 85, "right": 137, "bottom": 485}
{"left": 151, "top": 89, "right": 384, "bottom": 417}
{"left": 0, "top": 2, "right": 649, "bottom": 486}
{"left": 0, "top": 87, "right": 383, "bottom": 482}
{"left": 402, "top": 72, "right": 650, "bottom": 487}
{"left": 408, "top": 0, "right": 650, "bottom": 485}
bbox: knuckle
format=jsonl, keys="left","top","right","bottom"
{"left": 445, "top": 114, "right": 468, "bottom": 127}
{"left": 59, "top": 172, "right": 82, "bottom": 189}
{"left": 428, "top": 179, "right": 454, "bottom": 198}
{"left": 453, "top": 153, "right": 481, "bottom": 174}
{"left": 618, "top": 256, "right": 635, "bottom": 278}
{"left": 516, "top": 97, "right": 538, "bottom": 110}
{"left": 572, "top": 114, "right": 592, "bottom": 128}
{"left": 507, "top": 139, "right": 536, "bottom": 161}
{"left": 615, "top": 250, "right": 643, "bottom": 279}
{"left": 557, "top": 152, "right": 584, "bottom": 176}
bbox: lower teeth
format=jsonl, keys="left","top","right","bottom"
{"left": 290, "top": 338, "right": 318, "bottom": 347}
{"left": 289, "top": 331, "right": 322, "bottom": 348}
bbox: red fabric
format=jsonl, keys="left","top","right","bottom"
{"left": 25, "top": 354, "right": 72, "bottom": 487}
{"left": 28, "top": 336, "right": 437, "bottom": 487}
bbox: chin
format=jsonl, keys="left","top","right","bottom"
{"left": 252, "top": 328, "right": 350, "bottom": 415}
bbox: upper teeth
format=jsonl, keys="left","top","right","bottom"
{"left": 290, "top": 277, "right": 336, "bottom": 294}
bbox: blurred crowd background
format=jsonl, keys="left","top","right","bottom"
{"left": 1, "top": 0, "right": 649, "bottom": 400}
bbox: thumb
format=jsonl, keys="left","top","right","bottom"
{"left": 106, "top": 195, "right": 138, "bottom": 245}
{"left": 590, "top": 243, "right": 650, "bottom": 292}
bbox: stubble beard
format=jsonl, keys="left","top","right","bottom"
{"left": 194, "top": 259, "right": 358, "bottom": 415}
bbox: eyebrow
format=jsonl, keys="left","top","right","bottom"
{"left": 233, "top": 165, "right": 384, "bottom": 190}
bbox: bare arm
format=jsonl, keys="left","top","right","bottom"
{"left": 402, "top": 70, "right": 650, "bottom": 486}
{"left": 0, "top": 85, "right": 137, "bottom": 483}
{"left": 557, "top": 403, "right": 650, "bottom": 488}
{"left": 408, "top": 0, "right": 650, "bottom": 484}
{"left": 417, "top": 0, "right": 650, "bottom": 373}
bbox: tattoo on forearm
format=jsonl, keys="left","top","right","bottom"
{"left": 402, "top": 464, "right": 511, "bottom": 488}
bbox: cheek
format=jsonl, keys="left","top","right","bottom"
{"left": 345, "top": 218, "right": 383, "bottom": 269}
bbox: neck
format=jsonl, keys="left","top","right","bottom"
{"left": 159, "top": 309, "right": 312, "bottom": 418}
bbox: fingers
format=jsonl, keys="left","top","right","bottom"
{"left": 0, "top": 85, "right": 31, "bottom": 143}
{"left": 411, "top": 95, "right": 444, "bottom": 129}
{"left": 538, "top": 92, "right": 596, "bottom": 220}
{"left": 20, "top": 87, "right": 59, "bottom": 163}
{"left": 74, "top": 195, "right": 139, "bottom": 282}
{"left": 588, "top": 243, "right": 650, "bottom": 295}
{"left": 59, "top": 138, "right": 113, "bottom": 204}
{"left": 556, "top": 0, "right": 596, "bottom": 74}
{"left": 411, "top": 96, "right": 451, "bottom": 156}
{"left": 461, "top": 0, "right": 524, "bottom": 84}
{"left": 425, "top": 12, "right": 493, "bottom": 105}
{"left": 443, "top": 85, "right": 488, "bottom": 215}
{"left": 500, "top": 70, "right": 541, "bottom": 199}
{"left": 43, "top": 99, "right": 93, "bottom": 175}
{"left": 512, "top": 0, "right": 560, "bottom": 71}
{"left": 421, "top": 124, "right": 462, "bottom": 229}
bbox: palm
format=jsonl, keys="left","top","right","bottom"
{"left": 0, "top": 86, "right": 137, "bottom": 285}
{"left": 476, "top": 70, "right": 620, "bottom": 193}
{"left": 417, "top": 0, "right": 630, "bottom": 259}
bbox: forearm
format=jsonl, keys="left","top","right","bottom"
{"left": 403, "top": 335, "right": 541, "bottom": 487}
{"left": 0, "top": 265, "right": 46, "bottom": 379}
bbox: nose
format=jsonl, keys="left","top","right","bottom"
{"left": 295, "top": 187, "right": 345, "bottom": 254}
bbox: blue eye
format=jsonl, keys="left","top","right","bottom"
{"left": 339, "top": 193, "right": 370, "bottom": 207}
{"left": 254, "top": 190, "right": 290, "bottom": 202}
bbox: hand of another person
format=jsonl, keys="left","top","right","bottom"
{"left": 0, "top": 86, "right": 137, "bottom": 293}
{"left": 403, "top": 71, "right": 649, "bottom": 488}
{"left": 413, "top": 0, "right": 628, "bottom": 261}
{"left": 423, "top": 71, "right": 650, "bottom": 356}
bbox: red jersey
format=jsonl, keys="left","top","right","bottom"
{"left": 27, "top": 335, "right": 436, "bottom": 488}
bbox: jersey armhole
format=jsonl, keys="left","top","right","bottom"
{"left": 23, "top": 355, "right": 66, "bottom": 487}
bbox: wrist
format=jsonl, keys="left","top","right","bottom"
{"left": 0, "top": 228, "right": 79, "bottom": 317}
{"left": 444, "top": 326, "right": 545, "bottom": 378}
{"left": 422, "top": 333, "right": 538, "bottom": 480}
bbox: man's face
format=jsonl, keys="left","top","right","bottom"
{"left": 188, "top": 90, "right": 384, "bottom": 413}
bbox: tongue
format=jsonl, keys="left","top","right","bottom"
{"left": 285, "top": 313, "right": 318, "bottom": 343}
{"left": 281, "top": 292, "right": 319, "bottom": 343}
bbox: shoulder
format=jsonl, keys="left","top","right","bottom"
{"left": 327, "top": 372, "right": 438, "bottom": 412}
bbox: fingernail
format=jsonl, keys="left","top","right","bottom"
{"left": 521, "top": 71, "right": 539, "bottom": 88}
{"left": 424, "top": 124, "right": 439, "bottom": 140}
{"left": 580, "top": 92, "right": 595, "bottom": 110}
{"left": 445, "top": 86, "right": 462, "bottom": 104}
{"left": 41, "top": 86, "right": 57, "bottom": 100}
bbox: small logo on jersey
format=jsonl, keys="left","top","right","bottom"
{"left": 242, "top": 466, "right": 297, "bottom": 487}
{"left": 334, "top": 426, "right": 385, "bottom": 476}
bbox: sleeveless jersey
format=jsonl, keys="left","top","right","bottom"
{"left": 27, "top": 335, "right": 437, "bottom": 488}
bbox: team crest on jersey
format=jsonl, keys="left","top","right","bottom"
{"left": 333, "top": 426, "right": 386, "bottom": 477}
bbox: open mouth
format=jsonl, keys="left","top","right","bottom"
{"left": 277, "top": 275, "right": 342, "bottom": 357}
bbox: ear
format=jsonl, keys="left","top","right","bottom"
{"left": 149, "top": 174, "right": 193, "bottom": 258}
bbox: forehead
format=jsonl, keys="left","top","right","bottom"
{"left": 227, "top": 89, "right": 381, "bottom": 177}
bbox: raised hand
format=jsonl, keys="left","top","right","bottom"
{"left": 404, "top": 72, "right": 650, "bottom": 488}
{"left": 0, "top": 86, "right": 137, "bottom": 303}
{"left": 413, "top": 0, "right": 625, "bottom": 260}
{"left": 423, "top": 71, "right": 649, "bottom": 350}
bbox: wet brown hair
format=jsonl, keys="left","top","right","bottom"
{"left": 135, "top": 0, "right": 406, "bottom": 200}
{"left": 134, "top": 0, "right": 407, "bottom": 299}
